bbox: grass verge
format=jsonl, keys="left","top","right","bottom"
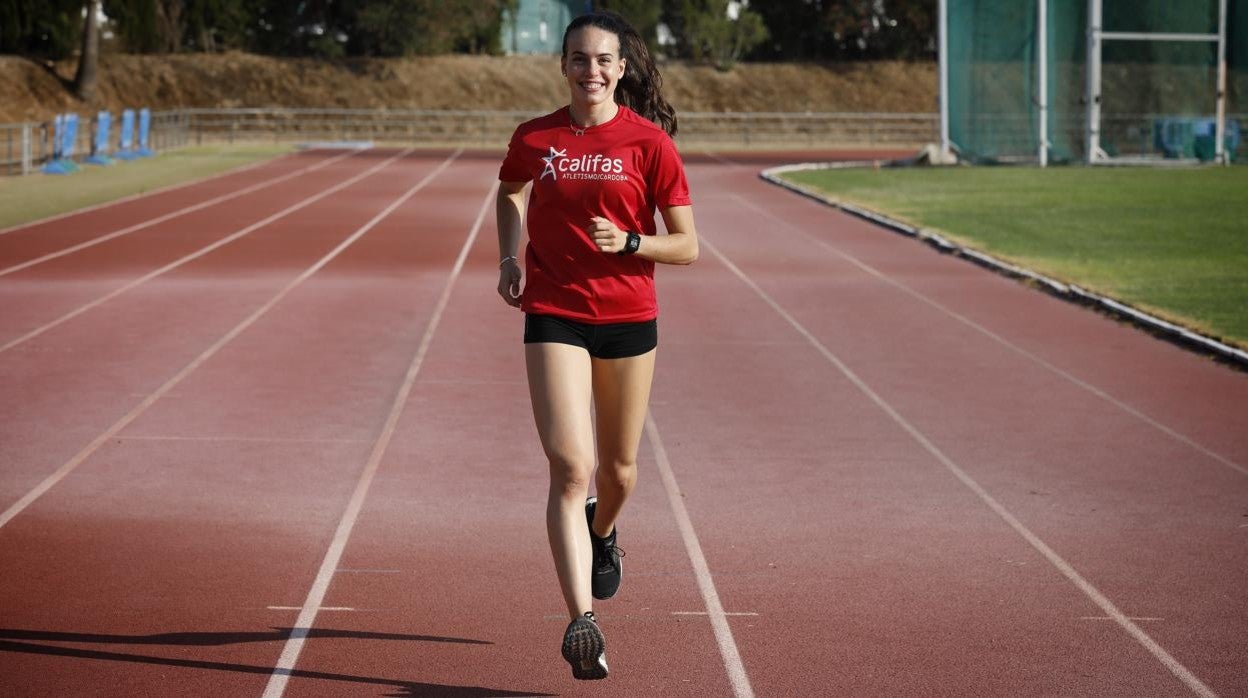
{"left": 0, "top": 144, "right": 292, "bottom": 230}
{"left": 782, "top": 164, "right": 1248, "bottom": 349}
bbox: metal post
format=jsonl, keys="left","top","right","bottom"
{"left": 22, "top": 123, "right": 32, "bottom": 175}
{"left": 1037, "top": 0, "right": 1048, "bottom": 167}
{"left": 1086, "top": 0, "right": 1103, "bottom": 163}
{"left": 1216, "top": 0, "right": 1228, "bottom": 164}
{"left": 938, "top": 0, "right": 951, "bottom": 159}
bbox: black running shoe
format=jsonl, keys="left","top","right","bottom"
{"left": 561, "top": 611, "right": 608, "bottom": 680}
{"left": 585, "top": 497, "right": 625, "bottom": 600}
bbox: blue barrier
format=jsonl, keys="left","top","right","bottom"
{"left": 42, "top": 113, "right": 80, "bottom": 174}
{"left": 1154, "top": 117, "right": 1241, "bottom": 162}
{"left": 116, "top": 109, "right": 140, "bottom": 160}
{"left": 85, "top": 111, "right": 114, "bottom": 166}
{"left": 136, "top": 108, "right": 154, "bottom": 157}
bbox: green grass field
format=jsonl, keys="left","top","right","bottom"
{"left": 0, "top": 144, "right": 292, "bottom": 231}
{"left": 783, "top": 165, "right": 1248, "bottom": 348}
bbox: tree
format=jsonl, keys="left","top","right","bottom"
{"left": 182, "top": 0, "right": 253, "bottom": 52}
{"left": 153, "top": 0, "right": 184, "bottom": 52}
{"left": 249, "top": 0, "right": 350, "bottom": 58}
{"left": 350, "top": 0, "right": 508, "bottom": 57}
{"left": 0, "top": 0, "right": 84, "bottom": 58}
{"left": 671, "top": 0, "right": 768, "bottom": 70}
{"left": 73, "top": 0, "right": 101, "bottom": 99}
{"left": 748, "top": 0, "right": 937, "bottom": 62}
{"left": 104, "top": 0, "right": 172, "bottom": 53}
{"left": 594, "top": 0, "right": 663, "bottom": 53}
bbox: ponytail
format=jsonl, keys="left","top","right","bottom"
{"left": 562, "top": 11, "right": 678, "bottom": 137}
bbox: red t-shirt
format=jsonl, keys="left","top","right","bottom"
{"left": 499, "top": 105, "right": 692, "bottom": 324}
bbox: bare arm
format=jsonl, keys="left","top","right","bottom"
{"left": 496, "top": 180, "right": 528, "bottom": 308}
{"left": 587, "top": 205, "right": 699, "bottom": 265}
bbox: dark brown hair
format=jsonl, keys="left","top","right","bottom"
{"left": 562, "top": 11, "right": 678, "bottom": 137}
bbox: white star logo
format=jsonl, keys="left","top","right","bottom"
{"left": 540, "top": 146, "right": 567, "bottom": 181}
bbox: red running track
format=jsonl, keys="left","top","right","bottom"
{"left": 0, "top": 148, "right": 1245, "bottom": 697}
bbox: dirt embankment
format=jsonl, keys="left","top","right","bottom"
{"left": 0, "top": 52, "right": 937, "bottom": 123}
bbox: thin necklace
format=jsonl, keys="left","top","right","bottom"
{"left": 569, "top": 105, "right": 616, "bottom": 136}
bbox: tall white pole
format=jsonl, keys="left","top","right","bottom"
{"left": 1086, "top": 0, "right": 1103, "bottom": 163}
{"left": 939, "top": 0, "right": 951, "bottom": 160}
{"left": 1038, "top": 0, "right": 1048, "bottom": 167}
{"left": 1215, "top": 0, "right": 1228, "bottom": 165}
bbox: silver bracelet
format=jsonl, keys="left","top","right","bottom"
{"left": 499, "top": 255, "right": 518, "bottom": 267}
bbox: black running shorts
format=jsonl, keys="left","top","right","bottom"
{"left": 523, "top": 314, "right": 657, "bottom": 359}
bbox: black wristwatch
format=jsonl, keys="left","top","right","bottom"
{"left": 618, "top": 231, "right": 641, "bottom": 256}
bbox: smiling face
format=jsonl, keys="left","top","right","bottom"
{"left": 561, "top": 26, "right": 626, "bottom": 111}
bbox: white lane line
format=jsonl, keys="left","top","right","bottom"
{"left": 702, "top": 236, "right": 1218, "bottom": 698}
{"left": 730, "top": 194, "right": 1247, "bottom": 478}
{"left": 0, "top": 151, "right": 294, "bottom": 237}
{"left": 646, "top": 413, "right": 756, "bottom": 698}
{"left": 120, "top": 435, "right": 367, "bottom": 444}
{"left": 0, "top": 149, "right": 459, "bottom": 532}
{"left": 1082, "top": 616, "right": 1163, "bottom": 622}
{"left": 671, "top": 611, "right": 760, "bottom": 617}
{"left": 261, "top": 179, "right": 497, "bottom": 698}
{"left": 0, "top": 149, "right": 410, "bottom": 355}
{"left": 0, "top": 151, "right": 355, "bottom": 277}
{"left": 267, "top": 606, "right": 357, "bottom": 612}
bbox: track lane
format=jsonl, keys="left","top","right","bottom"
{"left": 0, "top": 151, "right": 356, "bottom": 278}
{"left": 733, "top": 166, "right": 1248, "bottom": 474}
{"left": 0, "top": 150, "right": 307, "bottom": 245}
{"left": 0, "top": 151, "right": 398, "bottom": 349}
{"left": 0, "top": 149, "right": 435, "bottom": 520}
{"left": 282, "top": 171, "right": 740, "bottom": 696}
{"left": 2, "top": 150, "right": 1244, "bottom": 695}
{"left": 0, "top": 151, "right": 480, "bottom": 695}
{"left": 650, "top": 273, "right": 1193, "bottom": 695}
{"left": 676, "top": 162, "right": 1247, "bottom": 694}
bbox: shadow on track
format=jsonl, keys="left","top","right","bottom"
{"left": 0, "top": 629, "right": 552, "bottom": 697}
{"left": 0, "top": 627, "right": 489, "bottom": 646}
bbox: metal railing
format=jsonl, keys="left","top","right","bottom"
{"left": 3, "top": 108, "right": 937, "bottom": 176}
{"left": 182, "top": 108, "right": 540, "bottom": 146}
{"left": 178, "top": 108, "right": 940, "bottom": 149}
{"left": 17, "top": 107, "right": 1243, "bottom": 174}
{"left": 2, "top": 110, "right": 192, "bottom": 175}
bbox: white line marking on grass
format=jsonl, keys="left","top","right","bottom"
{"left": 0, "top": 149, "right": 456, "bottom": 532}
{"left": 0, "top": 151, "right": 355, "bottom": 277}
{"left": 646, "top": 414, "right": 756, "bottom": 698}
{"left": 0, "top": 149, "right": 408, "bottom": 355}
{"left": 702, "top": 235, "right": 1218, "bottom": 698}
{"left": 0, "top": 151, "right": 295, "bottom": 237}
{"left": 262, "top": 178, "right": 496, "bottom": 698}
{"left": 731, "top": 194, "right": 1247, "bottom": 478}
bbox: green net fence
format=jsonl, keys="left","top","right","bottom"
{"left": 947, "top": 0, "right": 1245, "bottom": 163}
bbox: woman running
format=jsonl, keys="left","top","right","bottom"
{"left": 495, "top": 10, "right": 698, "bottom": 681}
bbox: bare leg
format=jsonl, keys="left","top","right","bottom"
{"left": 590, "top": 349, "right": 656, "bottom": 538}
{"left": 526, "top": 342, "right": 596, "bottom": 619}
